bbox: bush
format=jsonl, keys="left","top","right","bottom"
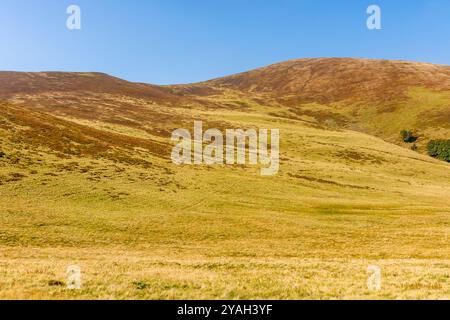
{"left": 132, "top": 280, "right": 150, "bottom": 290}
{"left": 427, "top": 140, "right": 450, "bottom": 162}
{"left": 400, "top": 130, "right": 417, "bottom": 143}
{"left": 47, "top": 280, "right": 65, "bottom": 287}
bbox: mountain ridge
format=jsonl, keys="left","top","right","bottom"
{"left": 2, "top": 58, "right": 450, "bottom": 153}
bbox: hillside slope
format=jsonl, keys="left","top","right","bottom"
{"left": 0, "top": 58, "right": 449, "bottom": 299}
{"left": 2, "top": 59, "right": 450, "bottom": 150}
{"left": 173, "top": 58, "right": 450, "bottom": 148}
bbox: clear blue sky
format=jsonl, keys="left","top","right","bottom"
{"left": 1, "top": 0, "right": 449, "bottom": 84}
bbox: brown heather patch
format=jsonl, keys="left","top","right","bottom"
{"left": 418, "top": 107, "right": 450, "bottom": 129}
{"left": 8, "top": 92, "right": 192, "bottom": 138}
{"left": 205, "top": 58, "right": 450, "bottom": 104}
{"left": 335, "top": 150, "right": 385, "bottom": 165}
{"left": 0, "top": 72, "right": 183, "bottom": 103}
{"left": 0, "top": 103, "right": 170, "bottom": 164}
{"left": 167, "top": 83, "right": 220, "bottom": 96}
{"left": 166, "top": 58, "right": 450, "bottom": 149}
{"left": 3, "top": 59, "right": 450, "bottom": 148}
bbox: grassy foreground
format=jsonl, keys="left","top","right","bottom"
{"left": 1, "top": 103, "right": 449, "bottom": 299}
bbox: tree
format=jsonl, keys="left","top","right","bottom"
{"left": 427, "top": 140, "right": 450, "bottom": 162}
{"left": 400, "top": 130, "right": 417, "bottom": 143}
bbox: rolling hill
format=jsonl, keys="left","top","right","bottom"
{"left": 0, "top": 58, "right": 449, "bottom": 299}
{"left": 173, "top": 58, "right": 450, "bottom": 148}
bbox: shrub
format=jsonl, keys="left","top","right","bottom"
{"left": 427, "top": 140, "right": 450, "bottom": 162}
{"left": 48, "top": 280, "right": 65, "bottom": 287}
{"left": 400, "top": 130, "right": 417, "bottom": 143}
{"left": 132, "top": 280, "right": 150, "bottom": 290}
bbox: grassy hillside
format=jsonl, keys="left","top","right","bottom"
{"left": 174, "top": 58, "right": 450, "bottom": 150}
{"left": 0, "top": 59, "right": 449, "bottom": 299}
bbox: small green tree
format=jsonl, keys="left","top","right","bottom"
{"left": 400, "top": 130, "right": 417, "bottom": 143}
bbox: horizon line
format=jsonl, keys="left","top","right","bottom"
{"left": 1, "top": 56, "right": 448, "bottom": 87}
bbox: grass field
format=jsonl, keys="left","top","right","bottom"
{"left": 1, "top": 104, "right": 449, "bottom": 299}
{"left": 1, "top": 59, "right": 450, "bottom": 299}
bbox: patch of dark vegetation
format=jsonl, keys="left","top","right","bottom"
{"left": 6, "top": 172, "right": 27, "bottom": 182}
{"left": 335, "top": 150, "right": 384, "bottom": 165}
{"left": 0, "top": 151, "right": 5, "bottom": 158}
{"left": 132, "top": 280, "right": 150, "bottom": 290}
{"left": 5, "top": 153, "right": 21, "bottom": 164}
{"left": 288, "top": 173, "right": 373, "bottom": 190}
{"left": 55, "top": 162, "right": 80, "bottom": 172}
{"left": 107, "top": 189, "right": 131, "bottom": 200}
{"left": 0, "top": 72, "right": 184, "bottom": 105}
{"left": 48, "top": 280, "right": 65, "bottom": 287}
{"left": 79, "top": 166, "right": 94, "bottom": 173}
{"left": 400, "top": 130, "right": 418, "bottom": 143}
{"left": 427, "top": 139, "right": 450, "bottom": 162}
{"left": 1, "top": 103, "right": 169, "bottom": 166}
{"left": 44, "top": 172, "right": 58, "bottom": 177}
{"left": 114, "top": 166, "right": 126, "bottom": 173}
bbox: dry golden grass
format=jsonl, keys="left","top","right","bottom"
{"left": 1, "top": 247, "right": 449, "bottom": 300}
{"left": 1, "top": 60, "right": 450, "bottom": 299}
{"left": 1, "top": 108, "right": 449, "bottom": 299}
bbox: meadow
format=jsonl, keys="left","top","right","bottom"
{"left": 1, "top": 59, "right": 449, "bottom": 299}
{"left": 1, "top": 105, "right": 449, "bottom": 299}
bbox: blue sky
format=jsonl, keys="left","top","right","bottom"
{"left": 1, "top": 0, "right": 449, "bottom": 84}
